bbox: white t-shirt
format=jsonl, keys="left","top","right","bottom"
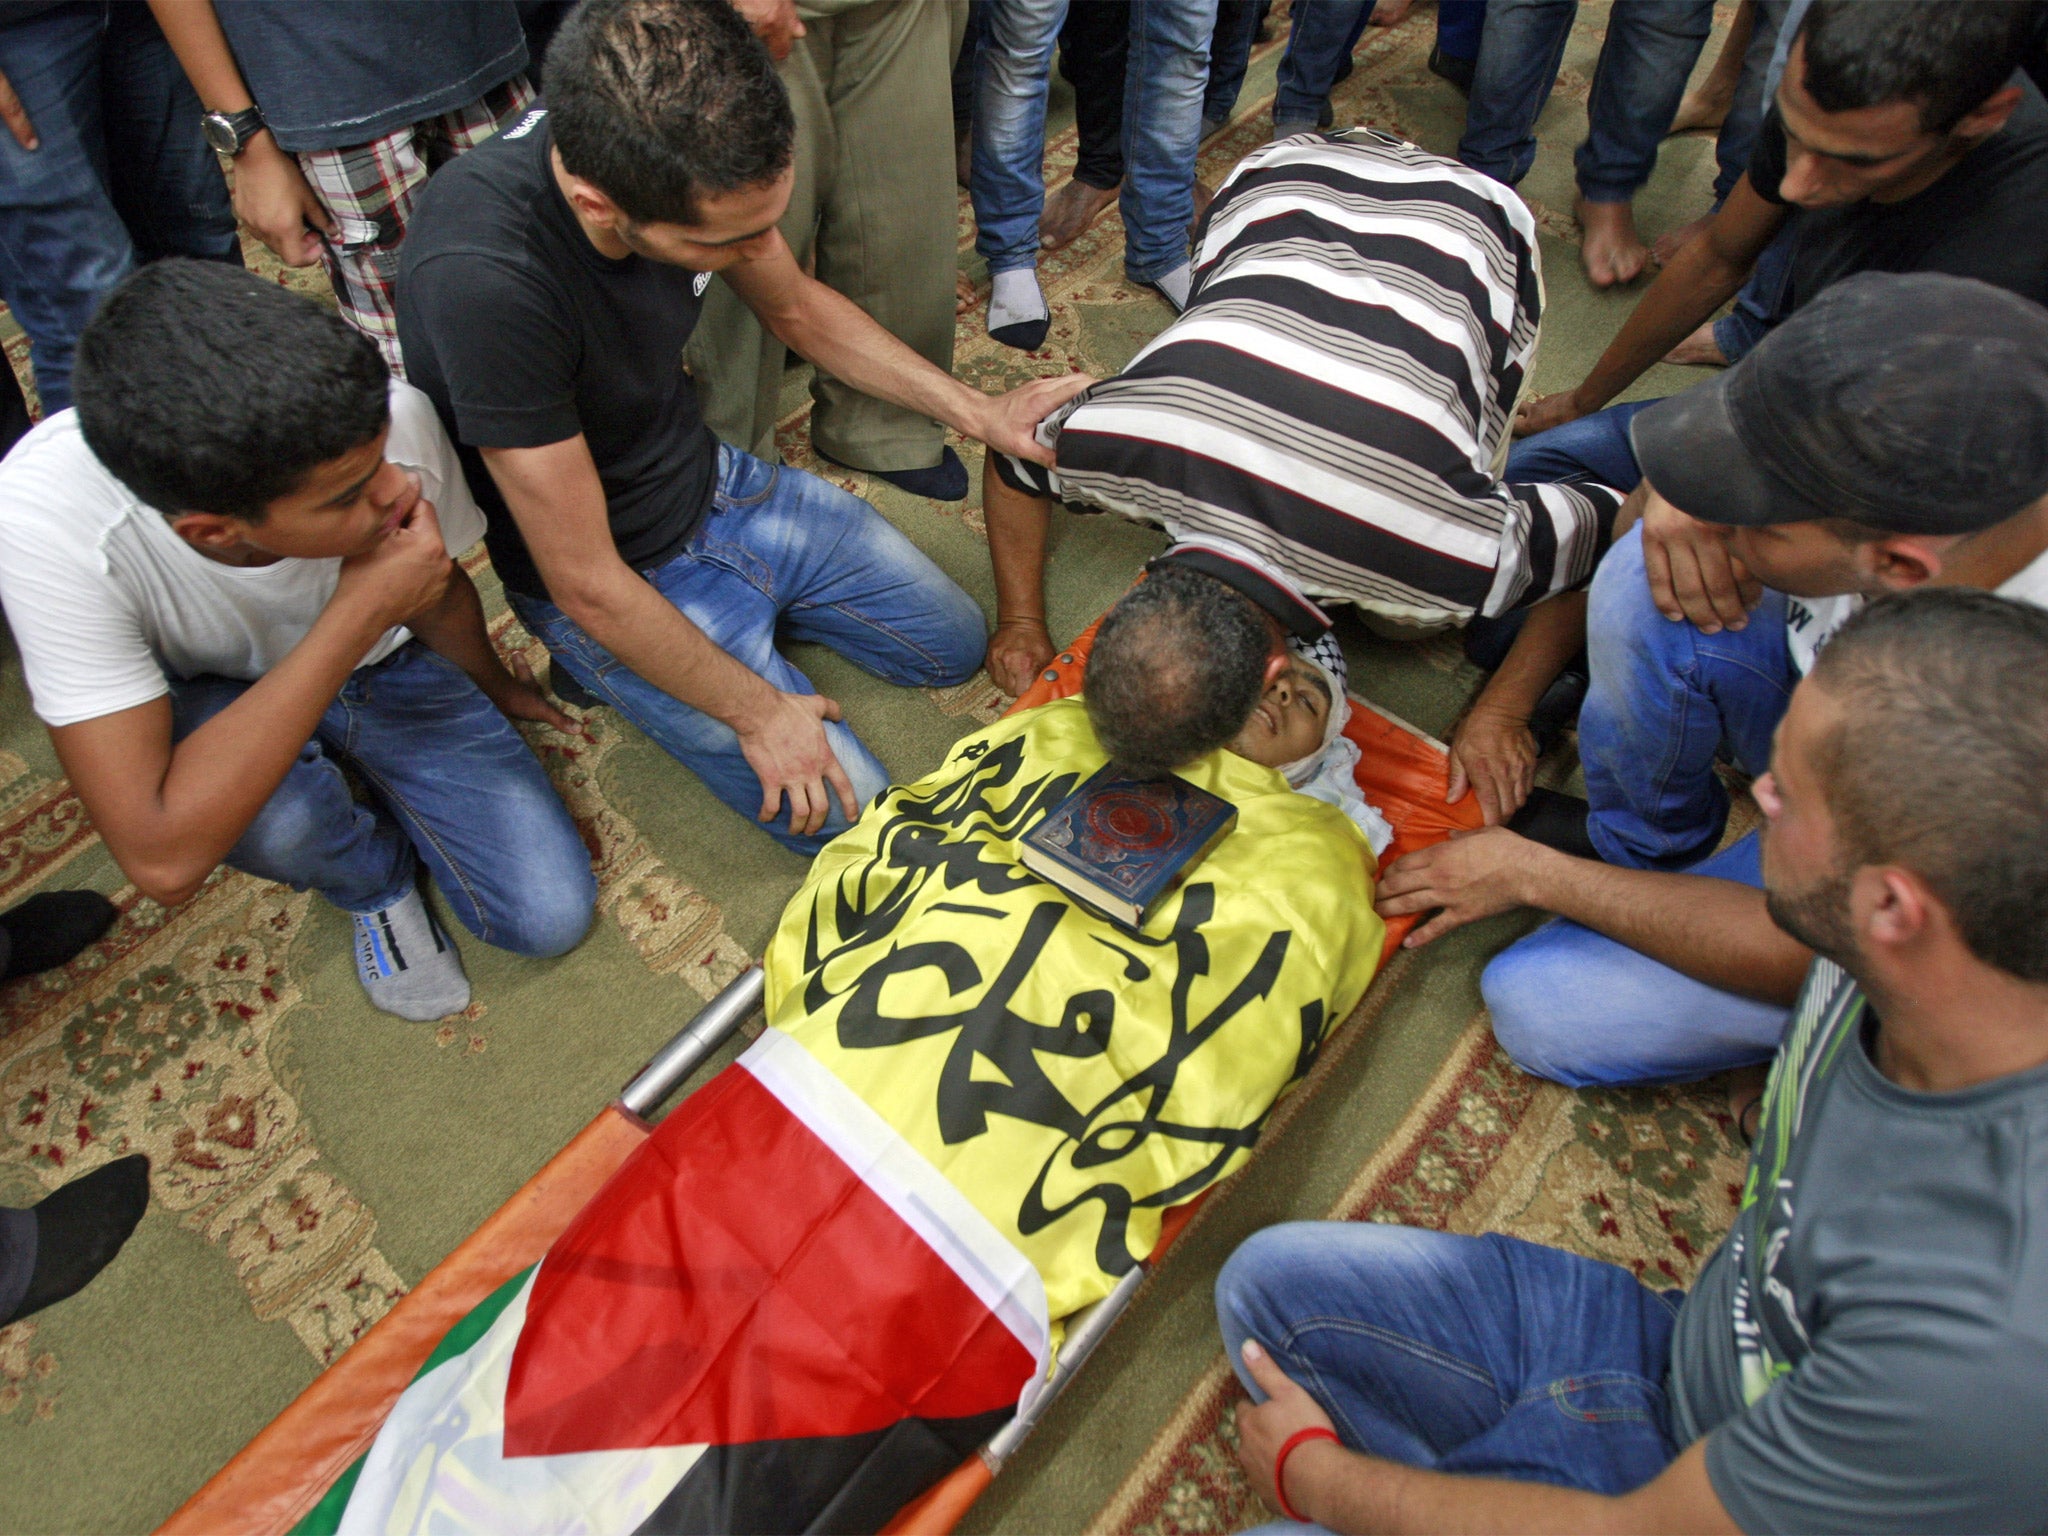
{"left": 1784, "top": 546, "right": 2048, "bottom": 677}
{"left": 0, "top": 381, "right": 485, "bottom": 728}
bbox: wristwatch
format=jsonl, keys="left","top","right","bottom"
{"left": 202, "top": 106, "right": 267, "bottom": 156}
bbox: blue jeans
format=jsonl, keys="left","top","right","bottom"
{"left": 972, "top": 0, "right": 1217, "bottom": 285}
{"left": 1272, "top": 0, "right": 1373, "bottom": 130}
{"left": 1504, "top": 397, "right": 1654, "bottom": 489}
{"left": 0, "top": 1, "right": 238, "bottom": 413}
{"left": 1217, "top": 1224, "right": 1682, "bottom": 1502}
{"left": 1483, "top": 833, "right": 1789, "bottom": 1085}
{"left": 1710, "top": 213, "right": 1798, "bottom": 363}
{"left": 1460, "top": 0, "right": 1712, "bottom": 198}
{"left": 508, "top": 446, "right": 986, "bottom": 857}
{"left": 168, "top": 643, "right": 595, "bottom": 957}
{"left": 1580, "top": 524, "right": 1791, "bottom": 870}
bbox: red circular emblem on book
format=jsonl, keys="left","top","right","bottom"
{"left": 1085, "top": 789, "right": 1176, "bottom": 851}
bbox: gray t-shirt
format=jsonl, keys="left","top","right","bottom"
{"left": 1668, "top": 960, "right": 2048, "bottom": 1532}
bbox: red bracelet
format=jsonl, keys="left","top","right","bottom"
{"left": 1273, "top": 1425, "right": 1340, "bottom": 1523}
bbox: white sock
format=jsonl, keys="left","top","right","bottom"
{"left": 987, "top": 267, "right": 1050, "bottom": 344}
{"left": 351, "top": 886, "right": 470, "bottom": 1022}
{"left": 1149, "top": 262, "right": 1193, "bottom": 312}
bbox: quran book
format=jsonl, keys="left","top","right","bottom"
{"left": 1019, "top": 763, "right": 1238, "bottom": 931}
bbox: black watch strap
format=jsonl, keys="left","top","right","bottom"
{"left": 204, "top": 105, "right": 267, "bottom": 157}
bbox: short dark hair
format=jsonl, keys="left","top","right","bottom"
{"left": 73, "top": 260, "right": 390, "bottom": 522}
{"left": 1086, "top": 566, "right": 1272, "bottom": 778}
{"left": 546, "top": 0, "right": 794, "bottom": 227}
{"left": 1808, "top": 589, "right": 2048, "bottom": 981}
{"left": 1799, "top": 0, "right": 2038, "bottom": 133}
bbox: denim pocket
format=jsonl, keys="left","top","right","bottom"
{"left": 1543, "top": 1372, "right": 1665, "bottom": 1426}
{"left": 509, "top": 595, "right": 625, "bottom": 682}
{"left": 712, "top": 448, "right": 782, "bottom": 512}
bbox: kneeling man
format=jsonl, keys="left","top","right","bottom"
{"left": 0, "top": 261, "right": 596, "bottom": 1021}
{"left": 1221, "top": 589, "right": 2048, "bottom": 1532}
{"left": 982, "top": 127, "right": 1630, "bottom": 764}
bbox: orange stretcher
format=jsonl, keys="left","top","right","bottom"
{"left": 159, "top": 622, "right": 1481, "bottom": 1536}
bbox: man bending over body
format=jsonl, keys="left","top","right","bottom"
{"left": 981, "top": 128, "right": 1628, "bottom": 820}
{"left": 1377, "top": 273, "right": 2048, "bottom": 1093}
{"left": 1220, "top": 589, "right": 2048, "bottom": 1534}
{"left": 397, "top": 0, "right": 1087, "bottom": 855}
{"left": 0, "top": 262, "right": 595, "bottom": 1021}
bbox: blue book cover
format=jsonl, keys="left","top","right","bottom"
{"left": 1019, "top": 763, "right": 1238, "bottom": 930}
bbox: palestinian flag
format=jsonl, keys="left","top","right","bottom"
{"left": 300, "top": 1029, "right": 1050, "bottom": 1534}
{"left": 296, "top": 698, "right": 1382, "bottom": 1534}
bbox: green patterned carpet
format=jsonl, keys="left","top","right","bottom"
{"left": 0, "top": 5, "right": 1738, "bottom": 1529}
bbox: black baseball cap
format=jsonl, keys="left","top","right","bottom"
{"left": 1630, "top": 272, "right": 2048, "bottom": 534}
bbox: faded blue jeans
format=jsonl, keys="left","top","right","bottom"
{"left": 1579, "top": 524, "right": 1791, "bottom": 871}
{"left": 0, "top": 1, "right": 239, "bottom": 413}
{"left": 169, "top": 642, "right": 595, "bottom": 957}
{"left": 508, "top": 446, "right": 986, "bottom": 856}
{"left": 972, "top": 0, "right": 1218, "bottom": 285}
{"left": 1217, "top": 1223, "right": 1684, "bottom": 1509}
{"left": 1483, "top": 833, "right": 1790, "bottom": 1086}
{"left": 1503, "top": 396, "right": 1654, "bottom": 489}
{"left": 1459, "top": 0, "right": 1712, "bottom": 198}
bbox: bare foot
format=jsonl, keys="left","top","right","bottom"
{"left": 955, "top": 270, "right": 980, "bottom": 317}
{"left": 1652, "top": 210, "right": 1715, "bottom": 266}
{"left": 1663, "top": 319, "right": 1728, "bottom": 368}
{"left": 1668, "top": 0, "right": 1752, "bottom": 136}
{"left": 1041, "top": 178, "right": 1119, "bottom": 252}
{"left": 1189, "top": 176, "right": 1214, "bottom": 235}
{"left": 1575, "top": 194, "right": 1651, "bottom": 288}
{"left": 1668, "top": 85, "right": 1732, "bottom": 136}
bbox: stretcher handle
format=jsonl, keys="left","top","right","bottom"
{"left": 617, "top": 964, "right": 766, "bottom": 1119}
{"left": 984, "top": 1261, "right": 1149, "bottom": 1472}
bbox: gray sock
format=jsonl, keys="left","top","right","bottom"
{"left": 351, "top": 887, "right": 470, "bottom": 1022}
{"left": 1149, "top": 262, "right": 1193, "bottom": 311}
{"left": 987, "top": 267, "right": 1051, "bottom": 349}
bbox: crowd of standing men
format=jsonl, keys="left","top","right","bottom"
{"left": 0, "top": 1, "right": 2046, "bottom": 1530}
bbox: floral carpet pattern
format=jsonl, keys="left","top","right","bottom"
{"left": 0, "top": 2, "right": 1738, "bottom": 1525}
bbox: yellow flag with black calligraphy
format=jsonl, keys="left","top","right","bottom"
{"left": 762, "top": 698, "right": 1384, "bottom": 1324}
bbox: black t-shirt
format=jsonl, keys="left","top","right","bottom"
{"left": 396, "top": 108, "right": 716, "bottom": 601}
{"left": 1746, "top": 77, "right": 2048, "bottom": 318}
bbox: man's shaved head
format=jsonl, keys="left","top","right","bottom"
{"left": 1086, "top": 566, "right": 1273, "bottom": 777}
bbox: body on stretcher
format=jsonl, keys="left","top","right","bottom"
{"left": 161, "top": 628, "right": 1482, "bottom": 1536}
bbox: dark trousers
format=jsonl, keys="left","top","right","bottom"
{"left": 1060, "top": 0, "right": 1130, "bottom": 189}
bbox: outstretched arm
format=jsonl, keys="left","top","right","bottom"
{"left": 1375, "top": 825, "right": 1811, "bottom": 1002}
{"left": 720, "top": 234, "right": 1092, "bottom": 465}
{"left": 1515, "top": 176, "right": 1786, "bottom": 437}
{"left": 981, "top": 467, "right": 1058, "bottom": 697}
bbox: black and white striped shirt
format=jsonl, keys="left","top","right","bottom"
{"left": 994, "top": 130, "right": 1625, "bottom": 625}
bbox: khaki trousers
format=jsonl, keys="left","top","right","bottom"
{"left": 685, "top": 0, "right": 966, "bottom": 471}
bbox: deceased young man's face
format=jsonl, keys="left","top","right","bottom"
{"left": 1229, "top": 658, "right": 1330, "bottom": 769}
